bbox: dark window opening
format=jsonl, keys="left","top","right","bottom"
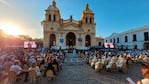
{"left": 53, "top": 14, "right": 56, "bottom": 22}
{"left": 98, "top": 42, "right": 101, "bottom": 46}
{"left": 133, "top": 34, "right": 137, "bottom": 41}
{"left": 113, "top": 39, "right": 115, "bottom": 43}
{"left": 49, "top": 14, "right": 51, "bottom": 21}
{"left": 86, "top": 17, "right": 88, "bottom": 23}
{"left": 144, "top": 32, "right": 149, "bottom": 41}
{"left": 117, "top": 38, "right": 119, "bottom": 43}
{"left": 125, "top": 36, "right": 128, "bottom": 42}
{"left": 90, "top": 18, "right": 92, "bottom": 24}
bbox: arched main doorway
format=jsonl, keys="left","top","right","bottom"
{"left": 49, "top": 34, "right": 56, "bottom": 46}
{"left": 85, "top": 35, "right": 91, "bottom": 46}
{"left": 66, "top": 32, "right": 76, "bottom": 46}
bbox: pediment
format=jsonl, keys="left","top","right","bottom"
{"left": 63, "top": 24, "right": 79, "bottom": 31}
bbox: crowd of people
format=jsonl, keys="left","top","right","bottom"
{"left": 78, "top": 49, "right": 149, "bottom": 84}
{"left": 79, "top": 49, "right": 149, "bottom": 66}
{"left": 0, "top": 47, "right": 65, "bottom": 82}
{"left": 0, "top": 47, "right": 149, "bottom": 83}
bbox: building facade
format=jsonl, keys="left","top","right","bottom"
{"left": 41, "top": 1, "right": 103, "bottom": 49}
{"left": 104, "top": 26, "right": 149, "bottom": 49}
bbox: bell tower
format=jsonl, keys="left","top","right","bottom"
{"left": 80, "top": 3, "right": 96, "bottom": 46}
{"left": 41, "top": 0, "right": 61, "bottom": 48}
{"left": 80, "top": 3, "right": 95, "bottom": 33}
{"left": 45, "top": 0, "right": 61, "bottom": 22}
{"left": 80, "top": 4, "right": 95, "bottom": 24}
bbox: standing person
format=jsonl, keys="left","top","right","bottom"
{"left": 72, "top": 48, "right": 77, "bottom": 57}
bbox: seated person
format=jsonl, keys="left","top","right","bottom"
{"left": 10, "top": 60, "right": 29, "bottom": 81}
{"left": 29, "top": 62, "right": 41, "bottom": 77}
{"left": 45, "top": 62, "right": 56, "bottom": 76}
{"left": 116, "top": 56, "right": 125, "bottom": 68}
{"left": 106, "top": 55, "right": 117, "bottom": 69}
{"left": 52, "top": 59, "right": 59, "bottom": 72}
{"left": 143, "top": 55, "right": 149, "bottom": 66}
{"left": 57, "top": 57, "right": 63, "bottom": 70}
{"left": 92, "top": 55, "right": 97, "bottom": 62}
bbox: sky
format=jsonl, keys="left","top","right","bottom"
{"left": 0, "top": 0, "right": 149, "bottom": 38}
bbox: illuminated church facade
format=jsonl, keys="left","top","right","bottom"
{"left": 41, "top": 1, "right": 103, "bottom": 49}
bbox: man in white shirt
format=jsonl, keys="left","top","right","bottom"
{"left": 10, "top": 60, "right": 29, "bottom": 81}
{"left": 10, "top": 60, "right": 22, "bottom": 75}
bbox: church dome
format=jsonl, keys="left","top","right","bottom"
{"left": 47, "top": 5, "right": 59, "bottom": 11}
{"left": 47, "top": 0, "right": 59, "bottom": 11}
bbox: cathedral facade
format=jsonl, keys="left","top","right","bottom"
{"left": 41, "top": 1, "right": 103, "bottom": 49}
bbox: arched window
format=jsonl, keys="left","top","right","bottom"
{"left": 90, "top": 17, "right": 92, "bottom": 24}
{"left": 53, "top": 14, "right": 56, "bottom": 22}
{"left": 85, "top": 17, "right": 88, "bottom": 23}
{"left": 49, "top": 14, "right": 51, "bottom": 21}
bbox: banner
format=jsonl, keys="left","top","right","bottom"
{"left": 104, "top": 42, "right": 114, "bottom": 48}
{"left": 24, "top": 41, "right": 37, "bottom": 48}
{"left": 59, "top": 37, "right": 64, "bottom": 46}
{"left": 78, "top": 37, "right": 82, "bottom": 42}
{"left": 78, "top": 37, "right": 82, "bottom": 46}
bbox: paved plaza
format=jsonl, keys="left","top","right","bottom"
{"left": 1, "top": 53, "right": 143, "bottom": 84}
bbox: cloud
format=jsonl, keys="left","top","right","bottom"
{"left": 0, "top": 0, "right": 14, "bottom": 8}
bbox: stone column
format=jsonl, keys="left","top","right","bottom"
{"left": 91, "top": 34, "right": 96, "bottom": 46}
{"left": 76, "top": 33, "right": 79, "bottom": 48}
{"left": 82, "top": 34, "right": 85, "bottom": 47}
{"left": 56, "top": 33, "right": 59, "bottom": 47}
{"left": 64, "top": 33, "right": 67, "bottom": 49}
{"left": 43, "top": 31, "right": 49, "bottom": 48}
